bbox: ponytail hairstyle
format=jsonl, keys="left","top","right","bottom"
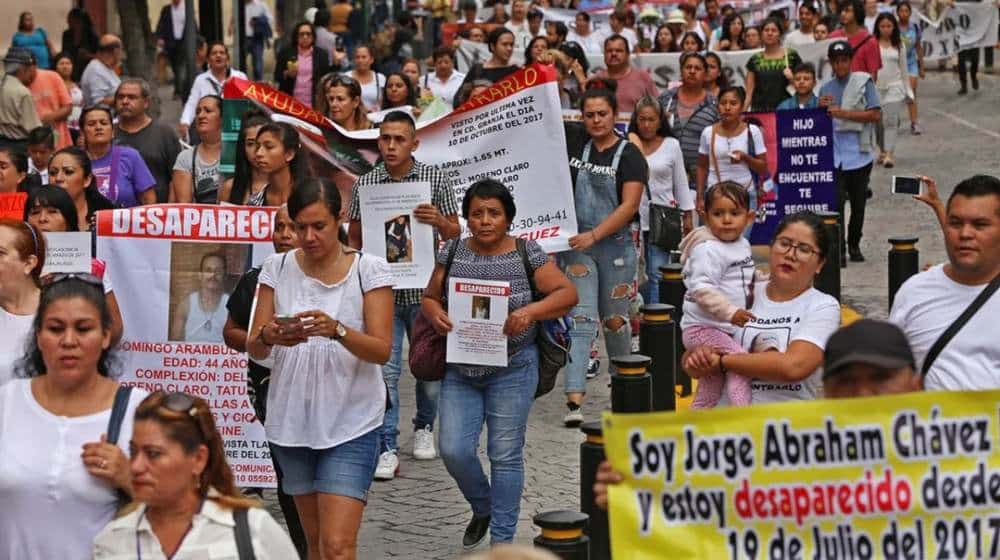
{"left": 288, "top": 177, "right": 349, "bottom": 243}
{"left": 0, "top": 219, "right": 45, "bottom": 286}
{"left": 228, "top": 111, "right": 270, "bottom": 204}
{"left": 133, "top": 392, "right": 259, "bottom": 510}
{"left": 255, "top": 122, "right": 311, "bottom": 185}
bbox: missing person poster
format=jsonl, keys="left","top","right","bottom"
{"left": 96, "top": 204, "right": 278, "bottom": 487}
{"left": 41, "top": 232, "right": 92, "bottom": 275}
{"left": 358, "top": 181, "right": 435, "bottom": 290}
{"left": 602, "top": 390, "right": 1000, "bottom": 559}
{"left": 446, "top": 278, "right": 510, "bottom": 367}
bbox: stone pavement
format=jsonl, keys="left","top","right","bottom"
{"left": 153, "top": 68, "right": 1000, "bottom": 558}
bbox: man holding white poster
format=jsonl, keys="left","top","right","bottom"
{"left": 358, "top": 181, "right": 436, "bottom": 289}
{"left": 347, "top": 110, "right": 461, "bottom": 480}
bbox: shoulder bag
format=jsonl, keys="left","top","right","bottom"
{"left": 515, "top": 238, "right": 573, "bottom": 399}
{"left": 106, "top": 385, "right": 133, "bottom": 510}
{"left": 233, "top": 507, "right": 256, "bottom": 560}
{"left": 920, "top": 273, "right": 1000, "bottom": 376}
{"left": 408, "top": 241, "right": 460, "bottom": 381}
{"left": 646, "top": 175, "right": 684, "bottom": 252}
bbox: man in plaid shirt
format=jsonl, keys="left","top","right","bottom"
{"left": 348, "top": 111, "right": 460, "bottom": 480}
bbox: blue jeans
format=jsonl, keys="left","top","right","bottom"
{"left": 641, "top": 235, "right": 673, "bottom": 306}
{"left": 438, "top": 346, "right": 538, "bottom": 545}
{"left": 380, "top": 303, "right": 440, "bottom": 453}
{"left": 558, "top": 232, "right": 637, "bottom": 394}
{"left": 247, "top": 37, "right": 265, "bottom": 81}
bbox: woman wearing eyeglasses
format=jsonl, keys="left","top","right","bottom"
{"left": 92, "top": 391, "right": 297, "bottom": 558}
{"left": 683, "top": 212, "right": 841, "bottom": 406}
{"left": 0, "top": 274, "right": 148, "bottom": 559}
{"left": 276, "top": 21, "right": 332, "bottom": 107}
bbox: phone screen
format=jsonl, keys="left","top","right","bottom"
{"left": 893, "top": 176, "right": 922, "bottom": 195}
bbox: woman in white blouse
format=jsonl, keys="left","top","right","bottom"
{"left": 627, "top": 96, "right": 694, "bottom": 305}
{"left": 0, "top": 274, "right": 147, "bottom": 560}
{"left": 695, "top": 86, "right": 768, "bottom": 218}
{"left": 874, "top": 13, "right": 913, "bottom": 169}
{"left": 247, "top": 178, "right": 393, "bottom": 560}
{"left": 345, "top": 45, "right": 386, "bottom": 111}
{"left": 92, "top": 391, "right": 296, "bottom": 559}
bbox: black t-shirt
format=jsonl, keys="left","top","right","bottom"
{"left": 226, "top": 267, "right": 271, "bottom": 404}
{"left": 564, "top": 122, "right": 649, "bottom": 203}
{"left": 746, "top": 49, "right": 803, "bottom": 112}
{"left": 115, "top": 121, "right": 182, "bottom": 203}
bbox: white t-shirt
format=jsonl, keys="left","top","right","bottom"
{"left": 596, "top": 27, "right": 639, "bottom": 52}
{"left": 80, "top": 59, "right": 121, "bottom": 107}
{"left": 698, "top": 124, "right": 767, "bottom": 190}
{"left": 257, "top": 250, "right": 393, "bottom": 448}
{"left": 348, "top": 71, "right": 387, "bottom": 112}
{"left": 784, "top": 29, "right": 816, "bottom": 47}
{"left": 424, "top": 70, "right": 466, "bottom": 106}
{"left": 0, "top": 308, "right": 35, "bottom": 386}
{"left": 681, "top": 237, "right": 755, "bottom": 333}
{"left": 566, "top": 29, "right": 604, "bottom": 53}
{"left": 0, "top": 380, "right": 147, "bottom": 560}
{"left": 889, "top": 265, "right": 1000, "bottom": 391}
{"left": 719, "top": 283, "right": 840, "bottom": 406}
{"left": 639, "top": 137, "right": 693, "bottom": 231}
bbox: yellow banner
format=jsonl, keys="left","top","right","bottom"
{"left": 603, "top": 390, "right": 1000, "bottom": 560}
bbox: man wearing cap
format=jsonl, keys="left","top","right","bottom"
{"left": 80, "top": 35, "right": 123, "bottom": 107}
{"left": 0, "top": 50, "right": 42, "bottom": 152}
{"left": 819, "top": 40, "right": 880, "bottom": 264}
{"left": 11, "top": 48, "right": 72, "bottom": 150}
{"left": 822, "top": 320, "right": 922, "bottom": 399}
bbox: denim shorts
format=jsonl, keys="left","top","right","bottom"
{"left": 270, "top": 428, "right": 380, "bottom": 502}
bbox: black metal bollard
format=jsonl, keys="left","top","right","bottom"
{"left": 888, "top": 237, "right": 919, "bottom": 308}
{"left": 579, "top": 421, "right": 609, "bottom": 560}
{"left": 534, "top": 511, "right": 590, "bottom": 560}
{"left": 610, "top": 355, "right": 652, "bottom": 413}
{"left": 639, "top": 304, "right": 677, "bottom": 412}
{"left": 815, "top": 211, "right": 842, "bottom": 301}
{"left": 659, "top": 264, "right": 691, "bottom": 396}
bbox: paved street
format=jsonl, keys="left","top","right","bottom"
{"left": 159, "top": 67, "right": 999, "bottom": 558}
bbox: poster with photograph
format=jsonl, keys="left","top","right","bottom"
{"left": 446, "top": 277, "right": 510, "bottom": 367}
{"left": 96, "top": 204, "right": 278, "bottom": 487}
{"left": 358, "top": 181, "right": 435, "bottom": 289}
{"left": 41, "top": 232, "right": 92, "bottom": 275}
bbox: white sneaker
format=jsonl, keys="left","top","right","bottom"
{"left": 564, "top": 405, "right": 584, "bottom": 428}
{"left": 374, "top": 451, "right": 399, "bottom": 481}
{"left": 413, "top": 425, "right": 437, "bottom": 460}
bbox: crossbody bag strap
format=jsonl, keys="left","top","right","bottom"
{"left": 921, "top": 273, "right": 1000, "bottom": 376}
{"left": 105, "top": 385, "right": 133, "bottom": 445}
{"left": 233, "top": 507, "right": 257, "bottom": 560}
{"left": 709, "top": 125, "right": 722, "bottom": 185}
{"left": 440, "top": 239, "right": 460, "bottom": 304}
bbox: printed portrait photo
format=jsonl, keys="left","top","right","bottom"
{"left": 385, "top": 214, "right": 413, "bottom": 264}
{"left": 472, "top": 295, "right": 491, "bottom": 320}
{"left": 167, "top": 242, "right": 250, "bottom": 343}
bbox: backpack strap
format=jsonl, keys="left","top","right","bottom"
{"left": 105, "top": 385, "right": 133, "bottom": 445}
{"left": 233, "top": 507, "right": 257, "bottom": 560}
{"left": 921, "top": 273, "right": 1000, "bottom": 377}
{"left": 442, "top": 239, "right": 459, "bottom": 294}
{"left": 515, "top": 237, "right": 539, "bottom": 300}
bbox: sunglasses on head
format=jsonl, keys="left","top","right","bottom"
{"left": 159, "top": 391, "right": 207, "bottom": 439}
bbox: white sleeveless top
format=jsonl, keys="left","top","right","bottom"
{"left": 184, "top": 291, "right": 229, "bottom": 343}
{"left": 258, "top": 250, "right": 393, "bottom": 448}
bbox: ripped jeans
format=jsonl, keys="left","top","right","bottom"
{"left": 558, "top": 232, "right": 637, "bottom": 394}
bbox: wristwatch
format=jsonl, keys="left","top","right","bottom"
{"left": 332, "top": 322, "right": 348, "bottom": 341}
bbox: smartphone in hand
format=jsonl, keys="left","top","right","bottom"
{"left": 891, "top": 176, "right": 925, "bottom": 196}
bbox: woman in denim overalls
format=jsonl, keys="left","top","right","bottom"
{"left": 559, "top": 88, "right": 646, "bottom": 427}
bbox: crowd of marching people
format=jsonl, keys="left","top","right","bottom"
{"left": 0, "top": 0, "right": 998, "bottom": 557}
